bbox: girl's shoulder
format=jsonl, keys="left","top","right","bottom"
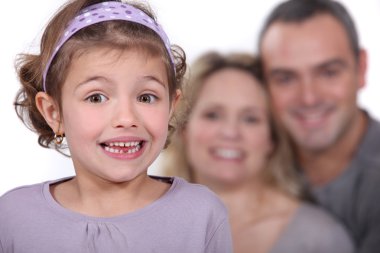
{"left": 171, "top": 176, "right": 224, "bottom": 200}
{"left": 157, "top": 176, "right": 228, "bottom": 216}
{"left": 0, "top": 177, "right": 71, "bottom": 218}
{"left": 0, "top": 181, "right": 49, "bottom": 237}
{"left": 0, "top": 181, "right": 45, "bottom": 207}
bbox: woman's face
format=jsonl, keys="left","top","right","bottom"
{"left": 184, "top": 68, "right": 273, "bottom": 186}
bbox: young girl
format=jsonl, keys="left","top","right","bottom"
{"left": 0, "top": 1, "right": 232, "bottom": 252}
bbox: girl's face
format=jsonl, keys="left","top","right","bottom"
{"left": 184, "top": 68, "right": 273, "bottom": 186}
{"left": 56, "top": 48, "right": 175, "bottom": 183}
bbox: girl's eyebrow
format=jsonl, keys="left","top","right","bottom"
{"left": 76, "top": 76, "right": 109, "bottom": 88}
{"left": 140, "top": 75, "right": 167, "bottom": 88}
{"left": 75, "top": 75, "right": 167, "bottom": 89}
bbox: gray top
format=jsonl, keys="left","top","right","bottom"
{"left": 270, "top": 203, "right": 354, "bottom": 253}
{"left": 308, "top": 113, "right": 380, "bottom": 253}
{"left": 0, "top": 176, "right": 233, "bottom": 253}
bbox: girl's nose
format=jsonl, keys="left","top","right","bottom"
{"left": 111, "top": 100, "right": 139, "bottom": 129}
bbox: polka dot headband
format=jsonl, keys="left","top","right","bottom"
{"left": 43, "top": 1, "right": 174, "bottom": 91}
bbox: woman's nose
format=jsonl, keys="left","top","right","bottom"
{"left": 218, "top": 118, "right": 240, "bottom": 140}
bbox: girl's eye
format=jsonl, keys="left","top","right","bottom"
{"left": 85, "top": 93, "right": 107, "bottom": 103}
{"left": 138, "top": 94, "right": 157, "bottom": 104}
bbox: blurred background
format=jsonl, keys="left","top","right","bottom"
{"left": 1, "top": 0, "right": 379, "bottom": 195}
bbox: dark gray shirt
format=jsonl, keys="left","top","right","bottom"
{"left": 308, "top": 114, "right": 380, "bottom": 253}
{"left": 0, "top": 176, "right": 233, "bottom": 253}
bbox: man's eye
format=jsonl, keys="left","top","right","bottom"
{"left": 138, "top": 94, "right": 157, "bottom": 103}
{"left": 321, "top": 68, "right": 339, "bottom": 78}
{"left": 274, "top": 74, "right": 294, "bottom": 85}
{"left": 86, "top": 94, "right": 107, "bottom": 103}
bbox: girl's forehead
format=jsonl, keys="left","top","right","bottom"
{"left": 43, "top": 1, "right": 175, "bottom": 92}
{"left": 65, "top": 47, "right": 169, "bottom": 85}
{"left": 70, "top": 46, "right": 165, "bottom": 71}
{"left": 72, "top": 45, "right": 162, "bottom": 61}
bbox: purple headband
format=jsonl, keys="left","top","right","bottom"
{"left": 43, "top": 1, "right": 174, "bottom": 91}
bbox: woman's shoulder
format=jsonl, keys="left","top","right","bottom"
{"left": 281, "top": 202, "right": 355, "bottom": 253}
{"left": 295, "top": 202, "right": 346, "bottom": 228}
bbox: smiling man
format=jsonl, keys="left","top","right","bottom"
{"left": 258, "top": 0, "right": 380, "bottom": 252}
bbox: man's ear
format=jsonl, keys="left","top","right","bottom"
{"left": 35, "top": 92, "right": 64, "bottom": 134}
{"left": 357, "top": 49, "right": 367, "bottom": 89}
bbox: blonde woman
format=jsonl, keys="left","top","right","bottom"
{"left": 162, "top": 51, "right": 354, "bottom": 253}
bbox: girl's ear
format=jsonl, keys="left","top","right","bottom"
{"left": 35, "top": 92, "right": 64, "bottom": 133}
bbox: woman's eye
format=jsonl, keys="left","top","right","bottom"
{"left": 86, "top": 94, "right": 107, "bottom": 103}
{"left": 203, "top": 111, "right": 220, "bottom": 120}
{"left": 243, "top": 115, "right": 260, "bottom": 124}
{"left": 138, "top": 94, "right": 157, "bottom": 103}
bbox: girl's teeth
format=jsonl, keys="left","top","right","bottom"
{"left": 109, "top": 141, "right": 139, "bottom": 147}
{"left": 104, "top": 142, "right": 141, "bottom": 154}
{"left": 104, "top": 146, "right": 141, "bottom": 154}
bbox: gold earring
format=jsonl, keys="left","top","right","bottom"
{"left": 54, "top": 133, "right": 65, "bottom": 145}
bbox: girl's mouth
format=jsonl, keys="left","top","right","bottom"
{"left": 101, "top": 141, "right": 144, "bottom": 154}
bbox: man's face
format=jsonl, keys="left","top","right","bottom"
{"left": 260, "top": 14, "right": 366, "bottom": 153}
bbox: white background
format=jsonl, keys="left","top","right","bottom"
{"left": 1, "top": 0, "right": 379, "bottom": 195}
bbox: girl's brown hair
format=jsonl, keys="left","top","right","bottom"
{"left": 14, "top": 0, "right": 186, "bottom": 153}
